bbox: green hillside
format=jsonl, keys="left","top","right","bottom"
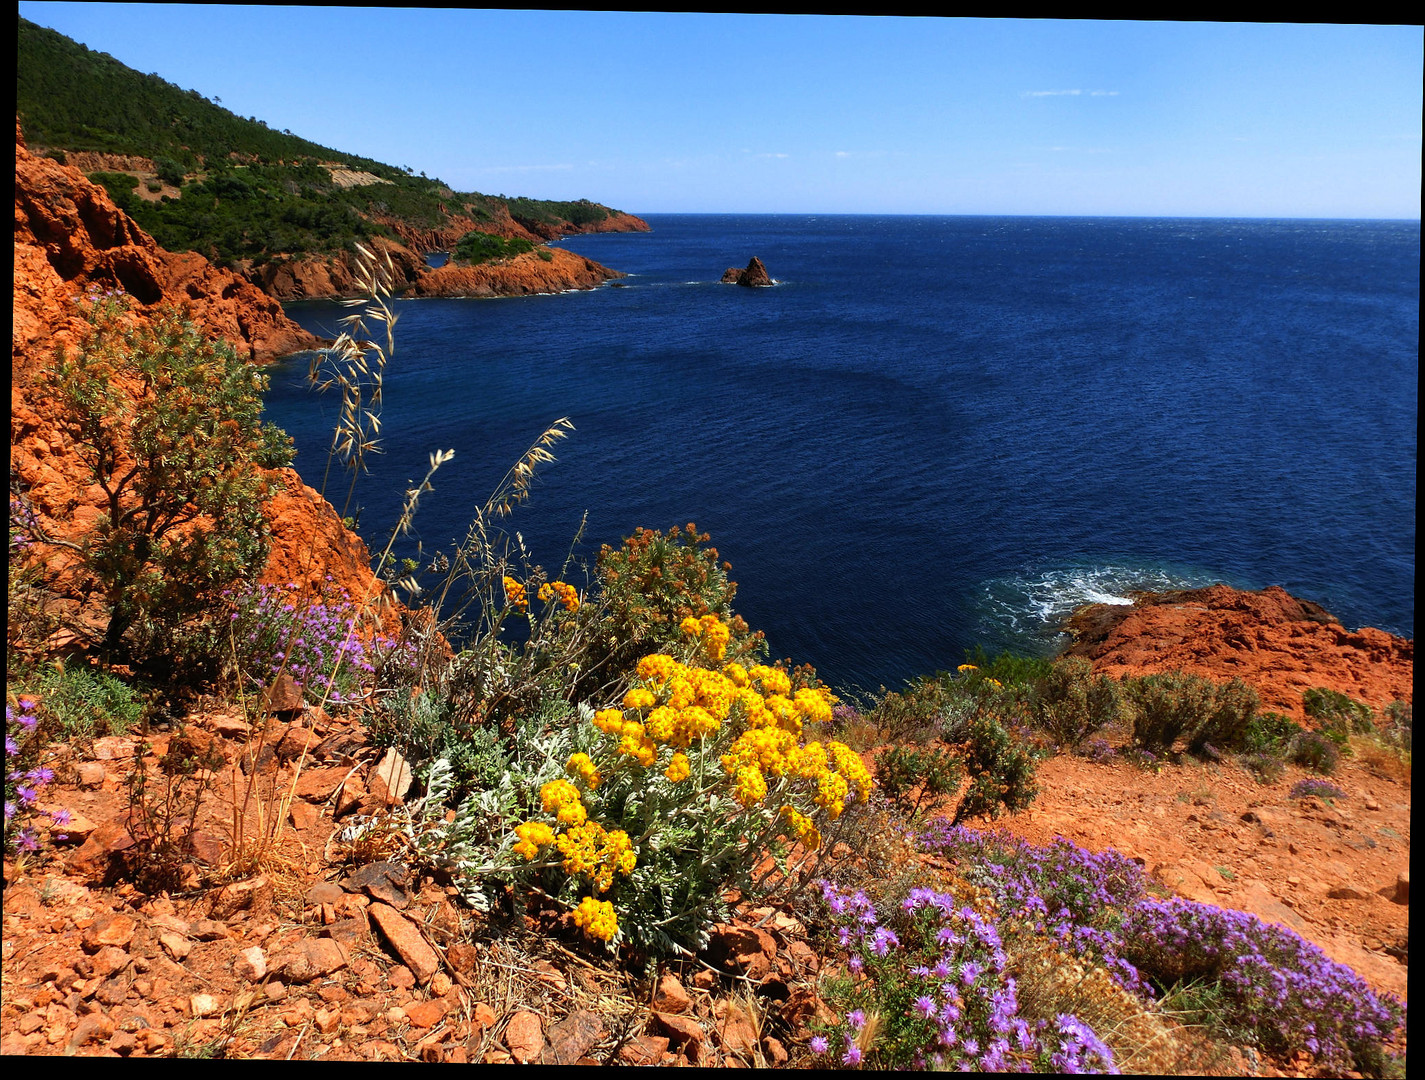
{"left": 16, "top": 16, "right": 624, "bottom": 268}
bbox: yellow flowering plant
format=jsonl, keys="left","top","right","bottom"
{"left": 414, "top": 610, "right": 873, "bottom": 957}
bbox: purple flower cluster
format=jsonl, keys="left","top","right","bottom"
{"left": 812, "top": 880, "right": 1117, "bottom": 1072}
{"left": 1077, "top": 737, "right": 1115, "bottom": 764}
{"left": 224, "top": 581, "right": 378, "bottom": 704}
{"left": 9, "top": 496, "right": 39, "bottom": 555}
{"left": 1049, "top": 1014, "right": 1118, "bottom": 1073}
{"left": 5, "top": 697, "right": 70, "bottom": 853}
{"left": 918, "top": 821, "right": 1153, "bottom": 998}
{"left": 1121, "top": 898, "right": 1405, "bottom": 1073}
{"left": 903, "top": 820, "right": 1404, "bottom": 1073}
{"left": 1287, "top": 778, "right": 1346, "bottom": 802}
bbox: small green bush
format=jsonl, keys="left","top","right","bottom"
{"left": 1123, "top": 671, "right": 1258, "bottom": 757}
{"left": 1303, "top": 687, "right": 1374, "bottom": 736}
{"left": 868, "top": 677, "right": 957, "bottom": 745}
{"left": 1288, "top": 730, "right": 1341, "bottom": 775}
{"left": 153, "top": 156, "right": 186, "bottom": 187}
{"left": 536, "top": 247, "right": 554, "bottom": 262}
{"left": 1241, "top": 711, "right": 1303, "bottom": 755}
{"left": 47, "top": 292, "right": 293, "bottom": 668}
{"left": 37, "top": 662, "right": 146, "bottom": 740}
{"left": 940, "top": 706, "right": 1040, "bottom": 825}
{"left": 959, "top": 646, "right": 1054, "bottom": 691}
{"left": 1029, "top": 656, "right": 1123, "bottom": 748}
{"left": 873, "top": 744, "right": 963, "bottom": 822}
{"left": 453, "top": 229, "right": 535, "bottom": 265}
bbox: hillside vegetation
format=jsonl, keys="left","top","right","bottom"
{"left": 16, "top": 15, "right": 626, "bottom": 269}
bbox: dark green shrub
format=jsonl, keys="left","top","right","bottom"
{"left": 536, "top": 247, "right": 554, "bottom": 262}
{"left": 88, "top": 169, "right": 139, "bottom": 192}
{"left": 1303, "top": 687, "right": 1374, "bottom": 736}
{"left": 153, "top": 156, "right": 186, "bottom": 187}
{"left": 867, "top": 676, "right": 959, "bottom": 745}
{"left": 873, "top": 744, "right": 963, "bottom": 822}
{"left": 959, "top": 646, "right": 1053, "bottom": 690}
{"left": 46, "top": 293, "right": 293, "bottom": 667}
{"left": 1029, "top": 656, "right": 1123, "bottom": 748}
{"left": 1123, "top": 671, "right": 1258, "bottom": 757}
{"left": 1187, "top": 677, "right": 1259, "bottom": 755}
{"left": 1288, "top": 730, "right": 1340, "bottom": 775}
{"left": 1241, "top": 711, "right": 1303, "bottom": 755}
{"left": 570, "top": 523, "right": 764, "bottom": 702}
{"left": 941, "top": 708, "right": 1040, "bottom": 825}
{"left": 453, "top": 229, "right": 535, "bottom": 265}
{"left": 1124, "top": 671, "right": 1212, "bottom": 755}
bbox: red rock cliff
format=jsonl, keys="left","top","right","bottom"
{"left": 11, "top": 122, "right": 389, "bottom": 638}
{"left": 1062, "top": 584, "right": 1413, "bottom": 722}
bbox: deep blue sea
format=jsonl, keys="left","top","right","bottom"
{"left": 265, "top": 215, "right": 1419, "bottom": 697}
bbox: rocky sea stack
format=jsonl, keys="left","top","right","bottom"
{"left": 720, "top": 256, "right": 774, "bottom": 287}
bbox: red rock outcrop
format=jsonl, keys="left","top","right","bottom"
{"left": 1062, "top": 584, "right": 1413, "bottom": 722}
{"left": 244, "top": 238, "right": 427, "bottom": 302}
{"left": 13, "top": 124, "right": 321, "bottom": 368}
{"left": 11, "top": 121, "right": 389, "bottom": 639}
{"left": 412, "top": 246, "right": 624, "bottom": 298}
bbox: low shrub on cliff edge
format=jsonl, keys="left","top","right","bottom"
{"left": 1123, "top": 670, "right": 1259, "bottom": 758}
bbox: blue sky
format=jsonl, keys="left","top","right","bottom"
{"left": 17, "top": 6, "right": 1423, "bottom": 218}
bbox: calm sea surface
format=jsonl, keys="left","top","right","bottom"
{"left": 266, "top": 215, "right": 1419, "bottom": 696}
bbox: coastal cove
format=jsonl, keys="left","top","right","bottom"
{"left": 266, "top": 214, "right": 1419, "bottom": 696}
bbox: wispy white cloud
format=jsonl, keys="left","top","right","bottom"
{"left": 470, "top": 163, "right": 574, "bottom": 173}
{"left": 1022, "top": 89, "right": 1119, "bottom": 98}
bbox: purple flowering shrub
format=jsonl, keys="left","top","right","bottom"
{"left": 917, "top": 822, "right": 1152, "bottom": 998}
{"left": 1287, "top": 777, "right": 1346, "bottom": 802}
{"left": 218, "top": 581, "right": 414, "bottom": 705}
{"left": 812, "top": 880, "right": 1119, "bottom": 1071}
{"left": 1120, "top": 898, "right": 1405, "bottom": 1075}
{"left": 812, "top": 824, "right": 1404, "bottom": 1075}
{"left": 5, "top": 696, "right": 71, "bottom": 854}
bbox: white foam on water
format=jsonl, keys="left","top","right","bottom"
{"left": 973, "top": 561, "right": 1227, "bottom": 655}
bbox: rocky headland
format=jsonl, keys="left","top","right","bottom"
{"left": 246, "top": 208, "right": 645, "bottom": 302}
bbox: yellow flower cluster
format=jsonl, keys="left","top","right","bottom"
{"left": 513, "top": 820, "right": 556, "bottom": 860}
{"left": 957, "top": 663, "right": 977, "bottom": 675}
{"left": 540, "top": 779, "right": 588, "bottom": 826}
{"left": 566, "top": 752, "right": 601, "bottom": 790}
{"left": 680, "top": 613, "right": 732, "bottom": 660}
{"left": 664, "top": 752, "right": 691, "bottom": 783}
{"left": 573, "top": 896, "right": 618, "bottom": 941}
{"left": 538, "top": 580, "right": 580, "bottom": 612}
{"left": 779, "top": 804, "right": 822, "bottom": 850}
{"left": 503, "top": 575, "right": 528, "bottom": 612}
{"left": 556, "top": 820, "right": 637, "bottom": 892}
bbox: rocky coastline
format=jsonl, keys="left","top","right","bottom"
{"left": 1060, "top": 583, "right": 1413, "bottom": 722}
